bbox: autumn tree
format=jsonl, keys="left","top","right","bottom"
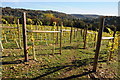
{"left": 43, "top": 13, "right": 59, "bottom": 26}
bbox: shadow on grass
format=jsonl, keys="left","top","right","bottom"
{"left": 0, "top": 56, "right": 9, "bottom": 58}
{"left": 55, "top": 46, "right": 79, "bottom": 50}
{"left": 59, "top": 71, "right": 94, "bottom": 80}
{"left": 35, "top": 53, "right": 61, "bottom": 56}
{"left": 62, "top": 46, "right": 75, "bottom": 49}
{"left": 32, "top": 58, "right": 93, "bottom": 80}
{"left": 55, "top": 45, "right": 88, "bottom": 50}
{"left": 0, "top": 60, "right": 23, "bottom": 65}
{"left": 32, "top": 57, "right": 107, "bottom": 80}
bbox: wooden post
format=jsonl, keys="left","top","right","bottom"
{"left": 70, "top": 26, "right": 73, "bottom": 43}
{"left": 4, "top": 30, "right": 8, "bottom": 43}
{"left": 13, "top": 32, "right": 20, "bottom": 48}
{"left": 109, "top": 27, "right": 116, "bottom": 61}
{"left": 36, "top": 23, "right": 39, "bottom": 40}
{"left": 74, "top": 28, "right": 76, "bottom": 39}
{"left": 83, "top": 28, "right": 85, "bottom": 41}
{"left": 76, "top": 28, "right": 78, "bottom": 39}
{"left": 94, "top": 33, "right": 97, "bottom": 48}
{"left": 81, "top": 29, "right": 83, "bottom": 37}
{"left": 22, "top": 12, "right": 28, "bottom": 62}
{"left": 32, "top": 39, "right": 37, "bottom": 60}
{"left": 93, "top": 16, "right": 105, "bottom": 71}
{"left": 0, "top": 17, "right": 3, "bottom": 51}
{"left": 0, "top": 25, "right": 3, "bottom": 51}
{"left": 0, "top": 16, "right": 3, "bottom": 51}
{"left": 17, "top": 19, "right": 22, "bottom": 49}
{"left": 56, "top": 26, "right": 59, "bottom": 44}
{"left": 0, "top": 41, "right": 3, "bottom": 52}
{"left": 83, "top": 25, "right": 88, "bottom": 49}
{"left": 60, "top": 23, "right": 62, "bottom": 54}
{"left": 52, "top": 24, "right": 56, "bottom": 54}
{"left": 118, "top": 32, "right": 120, "bottom": 77}
{"left": 2, "top": 26, "right": 8, "bottom": 43}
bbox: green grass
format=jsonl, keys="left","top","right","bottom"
{"left": 1, "top": 25, "right": 119, "bottom": 79}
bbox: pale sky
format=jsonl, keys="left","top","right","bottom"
{"left": 1, "top": 0, "right": 119, "bottom": 16}
{"left": 1, "top": 0, "right": 120, "bottom": 2}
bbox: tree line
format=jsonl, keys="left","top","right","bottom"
{"left": 1, "top": 7, "right": 120, "bottom": 31}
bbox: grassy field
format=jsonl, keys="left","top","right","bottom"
{"left": 1, "top": 25, "right": 119, "bottom": 79}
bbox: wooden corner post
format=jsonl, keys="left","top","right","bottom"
{"left": 93, "top": 16, "right": 105, "bottom": 72}
{"left": 22, "top": 12, "right": 28, "bottom": 62}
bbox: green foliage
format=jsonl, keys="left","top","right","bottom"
{"left": 37, "top": 20, "right": 42, "bottom": 25}
{"left": 52, "top": 22, "right": 56, "bottom": 26}
{"left": 27, "top": 18, "right": 33, "bottom": 25}
{"left": 2, "top": 16, "right": 17, "bottom": 24}
{"left": 2, "top": 18, "right": 8, "bottom": 24}
{"left": 13, "top": 18, "right": 18, "bottom": 24}
{"left": 2, "top": 7, "right": 120, "bottom": 31}
{"left": 2, "top": 24, "right": 119, "bottom": 78}
{"left": 106, "top": 27, "right": 113, "bottom": 35}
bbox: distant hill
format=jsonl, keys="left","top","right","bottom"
{"left": 2, "top": 7, "right": 100, "bottom": 20}
{"left": 2, "top": 7, "right": 76, "bottom": 20}
{"left": 2, "top": 7, "right": 119, "bottom": 31}
{"left": 71, "top": 14, "right": 100, "bottom": 19}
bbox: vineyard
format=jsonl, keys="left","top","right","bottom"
{"left": 0, "top": 13, "right": 120, "bottom": 79}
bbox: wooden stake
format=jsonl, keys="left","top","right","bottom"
{"left": 32, "top": 39, "right": 37, "bottom": 60}
{"left": 60, "top": 23, "right": 62, "bottom": 54}
{"left": 93, "top": 17, "right": 105, "bottom": 72}
{"left": 17, "top": 19, "right": 22, "bottom": 49}
{"left": 56, "top": 26, "right": 59, "bottom": 44}
{"left": 74, "top": 28, "right": 76, "bottom": 39}
{"left": 94, "top": 33, "right": 97, "bottom": 48}
{"left": 4, "top": 34, "right": 8, "bottom": 43}
{"left": 13, "top": 32, "right": 20, "bottom": 48}
{"left": 0, "top": 41, "right": 3, "bottom": 52}
{"left": 83, "top": 26, "right": 88, "bottom": 49}
{"left": 81, "top": 29, "right": 83, "bottom": 37}
{"left": 76, "top": 28, "right": 78, "bottom": 39}
{"left": 109, "top": 27, "right": 116, "bottom": 61}
{"left": 52, "top": 25, "right": 55, "bottom": 54}
{"left": 36, "top": 23, "right": 39, "bottom": 40}
{"left": 0, "top": 24, "right": 3, "bottom": 51}
{"left": 0, "top": 20, "right": 3, "bottom": 51}
{"left": 70, "top": 26, "right": 73, "bottom": 43}
{"left": 83, "top": 28, "right": 85, "bottom": 41}
{"left": 118, "top": 32, "right": 120, "bottom": 77}
{"left": 22, "top": 12, "right": 28, "bottom": 62}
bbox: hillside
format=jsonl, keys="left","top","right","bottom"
{"left": 2, "top": 7, "right": 76, "bottom": 20}
{"left": 2, "top": 7, "right": 100, "bottom": 19}
{"left": 71, "top": 14, "right": 99, "bottom": 19}
{"left": 1, "top": 7, "right": 120, "bottom": 31}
